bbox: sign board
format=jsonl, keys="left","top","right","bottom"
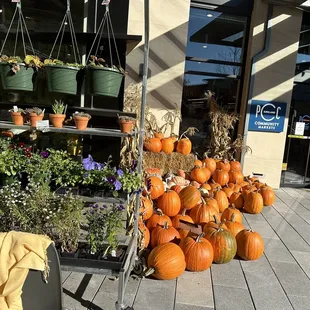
{"left": 295, "top": 122, "right": 305, "bottom": 136}
{"left": 248, "top": 100, "right": 287, "bottom": 133}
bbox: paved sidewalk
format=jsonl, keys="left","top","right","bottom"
{"left": 62, "top": 188, "right": 310, "bottom": 310}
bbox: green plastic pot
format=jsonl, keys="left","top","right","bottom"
{"left": 86, "top": 66, "right": 124, "bottom": 97}
{"left": 0, "top": 63, "right": 36, "bottom": 92}
{"left": 45, "top": 65, "right": 84, "bottom": 95}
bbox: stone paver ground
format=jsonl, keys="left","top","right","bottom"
{"left": 62, "top": 188, "right": 310, "bottom": 310}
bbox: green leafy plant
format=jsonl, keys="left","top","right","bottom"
{"left": 88, "top": 55, "right": 125, "bottom": 74}
{"left": 0, "top": 55, "right": 43, "bottom": 73}
{"left": 73, "top": 111, "right": 91, "bottom": 119}
{"left": 52, "top": 100, "right": 65, "bottom": 114}
{"left": 44, "top": 58, "right": 84, "bottom": 69}
{"left": 8, "top": 107, "right": 24, "bottom": 113}
{"left": 25, "top": 107, "right": 44, "bottom": 115}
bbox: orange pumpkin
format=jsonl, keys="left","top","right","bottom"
{"left": 202, "top": 157, "right": 217, "bottom": 173}
{"left": 216, "top": 160, "right": 231, "bottom": 172}
{"left": 229, "top": 170, "right": 244, "bottom": 185}
{"left": 229, "top": 191, "right": 244, "bottom": 210}
{"left": 201, "top": 183, "right": 212, "bottom": 191}
{"left": 190, "top": 166, "right": 211, "bottom": 184}
{"left": 222, "top": 186, "right": 234, "bottom": 198}
{"left": 157, "top": 190, "right": 181, "bottom": 217}
{"left": 179, "top": 186, "right": 201, "bottom": 210}
{"left": 143, "top": 137, "right": 162, "bottom": 153}
{"left": 189, "top": 198, "right": 220, "bottom": 226}
{"left": 236, "top": 229, "right": 264, "bottom": 261}
{"left": 241, "top": 183, "right": 255, "bottom": 199}
{"left": 154, "top": 132, "right": 164, "bottom": 140}
{"left": 203, "top": 215, "right": 227, "bottom": 234}
{"left": 214, "top": 189, "right": 229, "bottom": 213}
{"left": 212, "top": 169, "right": 229, "bottom": 186}
{"left": 170, "top": 184, "right": 184, "bottom": 195}
{"left": 210, "top": 180, "right": 222, "bottom": 191}
{"left": 140, "top": 196, "right": 153, "bottom": 221}
{"left": 171, "top": 209, "right": 194, "bottom": 229}
{"left": 194, "top": 159, "right": 203, "bottom": 167}
{"left": 259, "top": 186, "right": 275, "bottom": 206}
{"left": 244, "top": 191, "right": 264, "bottom": 214}
{"left": 151, "top": 222, "right": 180, "bottom": 248}
{"left": 146, "top": 209, "right": 172, "bottom": 231}
{"left": 161, "top": 137, "right": 174, "bottom": 154}
{"left": 147, "top": 243, "right": 186, "bottom": 280}
{"left": 145, "top": 168, "right": 162, "bottom": 177}
{"left": 221, "top": 205, "right": 243, "bottom": 224}
{"left": 176, "top": 137, "right": 192, "bottom": 155}
{"left": 230, "top": 160, "right": 242, "bottom": 172}
{"left": 139, "top": 221, "right": 150, "bottom": 248}
{"left": 147, "top": 176, "right": 165, "bottom": 200}
{"left": 182, "top": 233, "right": 214, "bottom": 272}
{"left": 224, "top": 214, "right": 245, "bottom": 237}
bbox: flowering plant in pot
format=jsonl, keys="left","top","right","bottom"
{"left": 8, "top": 107, "right": 25, "bottom": 125}
{"left": 50, "top": 100, "right": 66, "bottom": 128}
{"left": 118, "top": 115, "right": 136, "bottom": 134}
{"left": 73, "top": 111, "right": 91, "bottom": 130}
{"left": 24, "top": 107, "right": 44, "bottom": 127}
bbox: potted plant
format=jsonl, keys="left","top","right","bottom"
{"left": 9, "top": 107, "right": 25, "bottom": 125}
{"left": 0, "top": 55, "right": 43, "bottom": 92}
{"left": 25, "top": 107, "right": 44, "bottom": 127}
{"left": 118, "top": 115, "right": 136, "bottom": 134}
{"left": 86, "top": 56, "right": 125, "bottom": 98}
{"left": 50, "top": 100, "right": 66, "bottom": 128}
{"left": 73, "top": 112, "right": 91, "bottom": 130}
{"left": 44, "top": 59, "right": 84, "bottom": 95}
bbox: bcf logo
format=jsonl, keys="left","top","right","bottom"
{"left": 255, "top": 103, "right": 281, "bottom": 122}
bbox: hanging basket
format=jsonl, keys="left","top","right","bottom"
{"left": 45, "top": 65, "right": 84, "bottom": 95}
{"left": 86, "top": 66, "right": 123, "bottom": 97}
{"left": 0, "top": 63, "right": 37, "bottom": 92}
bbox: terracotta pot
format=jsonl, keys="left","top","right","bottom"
{"left": 74, "top": 116, "right": 90, "bottom": 130}
{"left": 49, "top": 114, "right": 66, "bottom": 128}
{"left": 29, "top": 113, "right": 44, "bottom": 127}
{"left": 119, "top": 119, "right": 134, "bottom": 133}
{"left": 11, "top": 112, "right": 24, "bottom": 125}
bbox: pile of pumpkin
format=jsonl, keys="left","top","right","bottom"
{"left": 139, "top": 158, "right": 275, "bottom": 280}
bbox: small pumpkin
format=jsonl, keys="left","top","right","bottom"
{"left": 216, "top": 160, "right": 231, "bottom": 172}
{"left": 212, "top": 169, "right": 229, "bottom": 186}
{"left": 161, "top": 137, "right": 175, "bottom": 154}
{"left": 145, "top": 168, "right": 162, "bottom": 177}
{"left": 154, "top": 132, "right": 164, "bottom": 140}
{"left": 202, "top": 157, "right": 216, "bottom": 173}
{"left": 203, "top": 215, "right": 227, "bottom": 234}
{"left": 194, "top": 159, "right": 203, "bottom": 167}
{"left": 176, "top": 137, "right": 192, "bottom": 155}
{"left": 179, "top": 186, "right": 201, "bottom": 210}
{"left": 147, "top": 176, "right": 165, "bottom": 200}
{"left": 210, "top": 180, "right": 222, "bottom": 191}
{"left": 244, "top": 191, "right": 264, "bottom": 214}
{"left": 171, "top": 209, "right": 194, "bottom": 229}
{"left": 177, "top": 169, "right": 187, "bottom": 179}
{"left": 259, "top": 186, "right": 275, "bottom": 206}
{"left": 229, "top": 191, "right": 244, "bottom": 210}
{"left": 222, "top": 186, "right": 234, "bottom": 198}
{"left": 140, "top": 196, "right": 153, "bottom": 221}
{"left": 190, "top": 166, "right": 211, "bottom": 184}
{"left": 204, "top": 222, "right": 237, "bottom": 264}
{"left": 189, "top": 198, "right": 220, "bottom": 226}
{"left": 229, "top": 170, "right": 244, "bottom": 185}
{"left": 230, "top": 160, "right": 242, "bottom": 172}
{"left": 157, "top": 190, "right": 181, "bottom": 217}
{"left": 147, "top": 243, "right": 186, "bottom": 280}
{"left": 143, "top": 137, "right": 162, "bottom": 153}
{"left": 146, "top": 209, "right": 172, "bottom": 231}
{"left": 201, "top": 183, "right": 212, "bottom": 191}
{"left": 139, "top": 221, "right": 150, "bottom": 248}
{"left": 221, "top": 205, "right": 243, "bottom": 224}
{"left": 170, "top": 184, "right": 184, "bottom": 194}
{"left": 182, "top": 233, "right": 214, "bottom": 272}
{"left": 236, "top": 229, "right": 264, "bottom": 261}
{"left": 151, "top": 221, "right": 180, "bottom": 248}
{"left": 225, "top": 213, "right": 245, "bottom": 237}
{"left": 214, "top": 189, "right": 229, "bottom": 213}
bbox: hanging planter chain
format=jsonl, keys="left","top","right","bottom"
{"left": 49, "top": 0, "right": 81, "bottom": 64}
{"left": 0, "top": 0, "right": 35, "bottom": 57}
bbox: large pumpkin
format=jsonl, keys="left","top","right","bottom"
{"left": 216, "top": 160, "right": 231, "bottom": 172}
{"left": 190, "top": 166, "right": 211, "bottom": 184}
{"left": 203, "top": 215, "right": 227, "bottom": 235}
{"left": 139, "top": 221, "right": 150, "bottom": 248}
{"left": 204, "top": 223, "right": 237, "bottom": 264}
{"left": 214, "top": 189, "right": 229, "bottom": 213}
{"left": 221, "top": 205, "right": 243, "bottom": 224}
{"left": 147, "top": 176, "right": 165, "bottom": 200}
{"left": 202, "top": 157, "right": 216, "bottom": 173}
{"left": 140, "top": 196, "right": 153, "bottom": 221}
{"left": 229, "top": 191, "right": 244, "bottom": 210}
{"left": 230, "top": 160, "right": 242, "bottom": 172}
{"left": 259, "top": 186, "right": 275, "bottom": 206}
{"left": 236, "top": 229, "right": 264, "bottom": 261}
{"left": 161, "top": 137, "right": 174, "bottom": 154}
{"left": 146, "top": 209, "right": 172, "bottom": 231}
{"left": 151, "top": 222, "right": 180, "bottom": 248}
{"left": 212, "top": 169, "right": 229, "bottom": 186}
{"left": 147, "top": 243, "right": 186, "bottom": 280}
{"left": 143, "top": 137, "right": 162, "bottom": 153}
{"left": 225, "top": 214, "right": 245, "bottom": 237}
{"left": 182, "top": 233, "right": 214, "bottom": 272}
{"left": 229, "top": 170, "right": 244, "bottom": 185}
{"left": 189, "top": 198, "right": 220, "bottom": 226}
{"left": 176, "top": 137, "right": 192, "bottom": 155}
{"left": 157, "top": 190, "right": 181, "bottom": 217}
{"left": 244, "top": 191, "right": 264, "bottom": 214}
{"left": 179, "top": 186, "right": 201, "bottom": 210}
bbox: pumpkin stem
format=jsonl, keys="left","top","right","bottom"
{"left": 196, "top": 232, "right": 205, "bottom": 242}
{"left": 144, "top": 267, "right": 155, "bottom": 277}
{"left": 231, "top": 204, "right": 236, "bottom": 209}
{"left": 213, "top": 215, "right": 219, "bottom": 224}
{"left": 218, "top": 221, "right": 224, "bottom": 231}
{"left": 231, "top": 213, "right": 236, "bottom": 222}
{"left": 163, "top": 221, "right": 169, "bottom": 229}
{"left": 181, "top": 209, "right": 187, "bottom": 216}
{"left": 201, "top": 197, "right": 206, "bottom": 204}
{"left": 156, "top": 208, "right": 164, "bottom": 216}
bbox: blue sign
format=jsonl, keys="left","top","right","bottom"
{"left": 248, "top": 100, "right": 287, "bottom": 133}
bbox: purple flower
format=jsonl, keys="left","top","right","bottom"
{"left": 40, "top": 151, "right": 49, "bottom": 158}
{"left": 93, "top": 204, "right": 99, "bottom": 209}
{"left": 100, "top": 205, "right": 108, "bottom": 210}
{"left": 95, "top": 162, "right": 105, "bottom": 170}
{"left": 83, "top": 155, "right": 96, "bottom": 171}
{"left": 90, "top": 209, "right": 95, "bottom": 214}
{"left": 114, "top": 180, "right": 122, "bottom": 191}
{"left": 108, "top": 175, "right": 116, "bottom": 184}
{"left": 117, "top": 204, "right": 125, "bottom": 211}
{"left": 116, "top": 169, "right": 124, "bottom": 177}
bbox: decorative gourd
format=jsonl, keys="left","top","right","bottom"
{"left": 202, "top": 157, "right": 216, "bottom": 173}
{"left": 214, "top": 189, "right": 229, "bottom": 213}
{"left": 259, "top": 186, "right": 275, "bottom": 206}
{"left": 139, "top": 221, "right": 150, "bottom": 248}
{"left": 194, "top": 159, "right": 203, "bottom": 167}
{"left": 230, "top": 160, "right": 242, "bottom": 172}
{"left": 171, "top": 209, "right": 194, "bottom": 229}
{"left": 229, "top": 191, "right": 244, "bottom": 210}
{"left": 221, "top": 205, "right": 243, "bottom": 224}
{"left": 190, "top": 166, "right": 211, "bottom": 184}
{"left": 176, "top": 137, "right": 192, "bottom": 155}
{"left": 179, "top": 186, "right": 201, "bottom": 210}
{"left": 143, "top": 137, "right": 162, "bottom": 153}
{"left": 145, "top": 168, "right": 162, "bottom": 178}
{"left": 224, "top": 214, "right": 245, "bottom": 237}
{"left": 154, "top": 132, "right": 164, "bottom": 140}
{"left": 189, "top": 198, "right": 220, "bottom": 226}
{"left": 147, "top": 176, "right": 165, "bottom": 200}
{"left": 229, "top": 170, "right": 244, "bottom": 185}
{"left": 216, "top": 160, "right": 231, "bottom": 172}
{"left": 171, "top": 176, "right": 190, "bottom": 186}
{"left": 157, "top": 190, "right": 181, "bottom": 217}
{"left": 222, "top": 186, "right": 234, "bottom": 198}
{"left": 161, "top": 137, "right": 175, "bottom": 154}
{"left": 151, "top": 222, "right": 180, "bottom": 248}
{"left": 244, "top": 191, "right": 264, "bottom": 214}
{"left": 236, "top": 229, "right": 264, "bottom": 261}
{"left": 203, "top": 215, "right": 227, "bottom": 235}
{"left": 182, "top": 233, "right": 214, "bottom": 272}
{"left": 140, "top": 196, "right": 153, "bottom": 221}
{"left": 212, "top": 169, "right": 229, "bottom": 186}
{"left": 190, "top": 181, "right": 201, "bottom": 189}
{"left": 177, "top": 169, "right": 186, "bottom": 179}
{"left": 146, "top": 209, "right": 172, "bottom": 231}
{"left": 204, "top": 223, "right": 237, "bottom": 264}
{"left": 147, "top": 243, "right": 186, "bottom": 280}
